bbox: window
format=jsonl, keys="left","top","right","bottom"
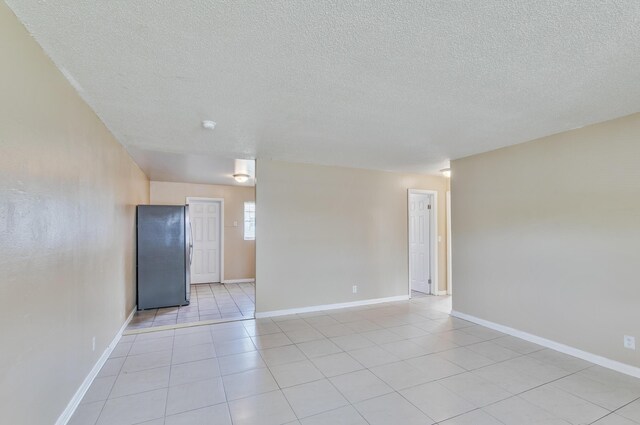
{"left": 244, "top": 201, "right": 255, "bottom": 240}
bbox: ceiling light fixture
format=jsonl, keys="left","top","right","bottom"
{"left": 440, "top": 168, "right": 451, "bottom": 178}
{"left": 233, "top": 173, "right": 250, "bottom": 183}
{"left": 202, "top": 120, "right": 217, "bottom": 130}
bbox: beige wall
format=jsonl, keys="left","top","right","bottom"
{"left": 452, "top": 113, "right": 640, "bottom": 368}
{"left": 0, "top": 4, "right": 149, "bottom": 424}
{"left": 150, "top": 181, "right": 255, "bottom": 280}
{"left": 256, "top": 159, "right": 448, "bottom": 313}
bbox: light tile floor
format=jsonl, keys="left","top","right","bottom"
{"left": 411, "top": 290, "right": 429, "bottom": 298}
{"left": 128, "top": 282, "right": 255, "bottom": 330}
{"left": 73, "top": 295, "right": 640, "bottom": 425}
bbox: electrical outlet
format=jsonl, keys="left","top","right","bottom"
{"left": 352, "top": 285, "right": 358, "bottom": 294}
{"left": 624, "top": 335, "right": 636, "bottom": 350}
{"left": 92, "top": 337, "right": 96, "bottom": 351}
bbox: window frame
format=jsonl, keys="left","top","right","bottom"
{"left": 243, "top": 201, "right": 255, "bottom": 241}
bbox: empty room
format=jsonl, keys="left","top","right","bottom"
{"left": 1, "top": 1, "right": 639, "bottom": 425}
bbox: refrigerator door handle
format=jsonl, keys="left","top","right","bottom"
{"left": 185, "top": 205, "right": 192, "bottom": 303}
{"left": 188, "top": 221, "right": 194, "bottom": 265}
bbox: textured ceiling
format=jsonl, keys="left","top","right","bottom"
{"left": 6, "top": 1, "right": 640, "bottom": 178}
{"left": 127, "top": 151, "right": 256, "bottom": 186}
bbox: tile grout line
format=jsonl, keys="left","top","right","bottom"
{"left": 268, "top": 317, "right": 348, "bottom": 422}
{"left": 92, "top": 333, "right": 509, "bottom": 405}
{"left": 162, "top": 332, "right": 176, "bottom": 422}
{"left": 436, "top": 363, "right": 612, "bottom": 425}
{"left": 365, "top": 308, "right": 617, "bottom": 423}
{"left": 247, "top": 331, "right": 301, "bottom": 423}
{"left": 259, "top": 325, "right": 587, "bottom": 423}
{"left": 587, "top": 394, "right": 640, "bottom": 425}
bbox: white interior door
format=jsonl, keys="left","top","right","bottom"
{"left": 189, "top": 200, "right": 221, "bottom": 284}
{"left": 409, "top": 193, "right": 432, "bottom": 294}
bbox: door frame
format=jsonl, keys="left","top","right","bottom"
{"left": 185, "top": 197, "right": 225, "bottom": 284}
{"left": 446, "top": 190, "right": 452, "bottom": 295}
{"left": 407, "top": 189, "right": 438, "bottom": 297}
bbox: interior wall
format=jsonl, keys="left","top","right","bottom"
{"left": 0, "top": 4, "right": 150, "bottom": 425}
{"left": 150, "top": 181, "right": 256, "bottom": 281}
{"left": 256, "top": 159, "right": 448, "bottom": 313}
{"left": 451, "top": 113, "right": 640, "bottom": 368}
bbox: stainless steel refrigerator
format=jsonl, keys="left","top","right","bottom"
{"left": 136, "top": 205, "right": 192, "bottom": 310}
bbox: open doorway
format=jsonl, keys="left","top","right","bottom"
{"left": 408, "top": 189, "right": 438, "bottom": 296}
{"left": 184, "top": 196, "right": 255, "bottom": 323}
{"left": 128, "top": 171, "right": 256, "bottom": 331}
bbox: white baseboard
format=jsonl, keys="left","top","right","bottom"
{"left": 55, "top": 306, "right": 137, "bottom": 425}
{"left": 255, "top": 295, "right": 410, "bottom": 319}
{"left": 451, "top": 310, "right": 640, "bottom": 379}
{"left": 222, "top": 278, "right": 255, "bottom": 284}
{"left": 436, "top": 290, "right": 448, "bottom": 296}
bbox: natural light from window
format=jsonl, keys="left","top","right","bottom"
{"left": 244, "top": 201, "right": 255, "bottom": 240}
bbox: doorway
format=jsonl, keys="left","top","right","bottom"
{"left": 127, "top": 182, "right": 256, "bottom": 331}
{"left": 408, "top": 190, "right": 437, "bottom": 295}
{"left": 185, "top": 196, "right": 255, "bottom": 323}
{"left": 187, "top": 197, "right": 223, "bottom": 284}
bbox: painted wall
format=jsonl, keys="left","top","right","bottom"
{"left": 0, "top": 4, "right": 149, "bottom": 424}
{"left": 150, "top": 181, "right": 255, "bottom": 280}
{"left": 256, "top": 159, "right": 448, "bottom": 313}
{"left": 451, "top": 113, "right": 640, "bottom": 368}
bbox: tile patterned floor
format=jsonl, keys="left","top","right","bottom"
{"left": 73, "top": 295, "right": 640, "bottom": 425}
{"left": 128, "top": 283, "right": 255, "bottom": 330}
{"left": 411, "top": 290, "right": 429, "bottom": 298}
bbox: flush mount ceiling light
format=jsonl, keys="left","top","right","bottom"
{"left": 440, "top": 168, "right": 451, "bottom": 178}
{"left": 233, "top": 173, "right": 250, "bottom": 183}
{"left": 202, "top": 120, "right": 217, "bottom": 130}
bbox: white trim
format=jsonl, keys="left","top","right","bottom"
{"left": 222, "top": 278, "right": 255, "bottom": 284}
{"left": 255, "top": 295, "right": 410, "bottom": 319}
{"left": 186, "top": 197, "right": 225, "bottom": 283}
{"left": 451, "top": 310, "right": 640, "bottom": 379}
{"left": 407, "top": 189, "right": 438, "bottom": 296}
{"left": 437, "top": 290, "right": 448, "bottom": 296}
{"left": 446, "top": 191, "right": 452, "bottom": 295}
{"left": 55, "top": 307, "right": 137, "bottom": 425}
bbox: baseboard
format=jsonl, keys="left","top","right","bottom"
{"left": 451, "top": 310, "right": 640, "bottom": 379}
{"left": 255, "top": 295, "right": 410, "bottom": 319}
{"left": 437, "top": 290, "right": 448, "bottom": 296}
{"left": 55, "top": 306, "right": 137, "bottom": 425}
{"left": 222, "top": 278, "right": 255, "bottom": 284}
